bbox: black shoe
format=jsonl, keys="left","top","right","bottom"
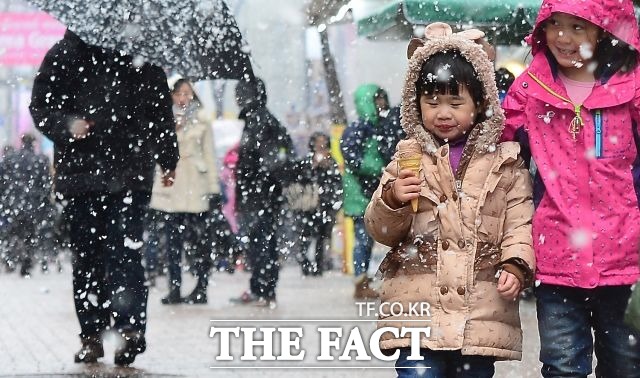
{"left": 182, "top": 288, "right": 207, "bottom": 304}
{"left": 253, "top": 296, "right": 277, "bottom": 309}
{"left": 161, "top": 288, "right": 181, "bottom": 305}
{"left": 224, "top": 261, "right": 235, "bottom": 274}
{"left": 229, "top": 290, "right": 259, "bottom": 304}
{"left": 145, "top": 273, "right": 157, "bottom": 287}
{"left": 301, "top": 262, "right": 312, "bottom": 276}
{"left": 114, "top": 332, "right": 146, "bottom": 366}
{"left": 74, "top": 336, "right": 104, "bottom": 363}
{"left": 308, "top": 263, "right": 322, "bottom": 276}
{"left": 20, "top": 267, "right": 31, "bottom": 278}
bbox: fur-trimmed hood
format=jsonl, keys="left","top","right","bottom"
{"left": 401, "top": 26, "right": 504, "bottom": 156}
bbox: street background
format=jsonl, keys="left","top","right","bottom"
{"left": 0, "top": 0, "right": 530, "bottom": 159}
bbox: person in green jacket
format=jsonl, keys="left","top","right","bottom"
{"left": 340, "top": 84, "right": 400, "bottom": 299}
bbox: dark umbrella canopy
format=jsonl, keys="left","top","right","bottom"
{"left": 27, "top": 0, "right": 253, "bottom": 80}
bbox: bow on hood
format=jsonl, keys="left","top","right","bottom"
{"left": 401, "top": 23, "right": 504, "bottom": 155}
{"left": 528, "top": 0, "right": 640, "bottom": 55}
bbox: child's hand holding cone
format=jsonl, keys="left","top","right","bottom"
{"left": 392, "top": 168, "right": 422, "bottom": 211}
{"left": 394, "top": 143, "right": 423, "bottom": 212}
{"left": 397, "top": 157, "right": 422, "bottom": 211}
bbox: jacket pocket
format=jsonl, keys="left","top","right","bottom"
{"left": 478, "top": 183, "right": 506, "bottom": 245}
{"left": 413, "top": 206, "right": 439, "bottom": 238}
{"left": 596, "top": 110, "right": 633, "bottom": 159}
{"left": 477, "top": 214, "right": 504, "bottom": 245}
{"left": 377, "top": 238, "right": 438, "bottom": 279}
{"left": 480, "top": 185, "right": 507, "bottom": 217}
{"left": 474, "top": 241, "right": 502, "bottom": 271}
{"left": 418, "top": 166, "right": 441, "bottom": 207}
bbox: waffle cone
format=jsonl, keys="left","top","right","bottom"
{"left": 397, "top": 156, "right": 421, "bottom": 212}
{"left": 397, "top": 156, "right": 421, "bottom": 173}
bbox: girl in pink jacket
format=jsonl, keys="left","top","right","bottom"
{"left": 502, "top": 0, "right": 640, "bottom": 375}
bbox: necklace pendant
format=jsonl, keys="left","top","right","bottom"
{"left": 569, "top": 126, "right": 579, "bottom": 140}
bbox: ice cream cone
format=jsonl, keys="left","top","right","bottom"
{"left": 397, "top": 156, "right": 422, "bottom": 212}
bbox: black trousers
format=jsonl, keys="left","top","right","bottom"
{"left": 64, "top": 191, "right": 150, "bottom": 338}
{"left": 298, "top": 212, "right": 334, "bottom": 273}
{"left": 162, "top": 211, "right": 211, "bottom": 290}
{"left": 239, "top": 208, "right": 280, "bottom": 300}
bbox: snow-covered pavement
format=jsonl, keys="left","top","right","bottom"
{"left": 0, "top": 262, "right": 543, "bottom": 377}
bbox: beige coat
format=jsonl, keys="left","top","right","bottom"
{"left": 150, "top": 117, "right": 219, "bottom": 213}
{"left": 364, "top": 30, "right": 534, "bottom": 360}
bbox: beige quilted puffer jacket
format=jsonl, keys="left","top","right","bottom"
{"left": 364, "top": 29, "right": 534, "bottom": 361}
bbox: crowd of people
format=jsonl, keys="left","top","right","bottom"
{"left": 2, "top": 27, "right": 355, "bottom": 366}
{"left": 2, "top": 0, "right": 640, "bottom": 375}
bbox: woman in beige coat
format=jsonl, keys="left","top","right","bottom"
{"left": 150, "top": 79, "right": 220, "bottom": 305}
{"left": 364, "top": 23, "right": 534, "bottom": 376}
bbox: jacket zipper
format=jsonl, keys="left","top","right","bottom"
{"left": 452, "top": 144, "right": 475, "bottom": 238}
{"left": 594, "top": 109, "right": 603, "bottom": 158}
{"left": 527, "top": 72, "right": 584, "bottom": 141}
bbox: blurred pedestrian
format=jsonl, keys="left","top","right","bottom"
{"left": 495, "top": 67, "right": 515, "bottom": 104}
{"left": 216, "top": 143, "right": 241, "bottom": 273}
{"left": 149, "top": 78, "right": 220, "bottom": 305}
{"left": 230, "top": 77, "right": 295, "bottom": 307}
{"left": 289, "top": 132, "right": 342, "bottom": 276}
{"left": 29, "top": 30, "right": 178, "bottom": 366}
{"left": 0, "top": 144, "right": 16, "bottom": 272}
{"left": 378, "top": 103, "right": 405, "bottom": 164}
{"left": 502, "top": 0, "right": 640, "bottom": 375}
{"left": 0, "top": 133, "right": 51, "bottom": 277}
{"left": 221, "top": 143, "right": 239, "bottom": 234}
{"left": 341, "top": 84, "right": 398, "bottom": 299}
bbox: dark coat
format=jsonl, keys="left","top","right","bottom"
{"left": 291, "top": 153, "right": 343, "bottom": 226}
{"left": 378, "top": 105, "right": 405, "bottom": 162}
{"left": 235, "top": 89, "right": 295, "bottom": 215}
{"left": 29, "top": 31, "right": 179, "bottom": 196}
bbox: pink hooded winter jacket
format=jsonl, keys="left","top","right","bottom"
{"left": 502, "top": 0, "right": 640, "bottom": 288}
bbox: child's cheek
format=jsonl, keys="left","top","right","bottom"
{"left": 420, "top": 114, "right": 429, "bottom": 130}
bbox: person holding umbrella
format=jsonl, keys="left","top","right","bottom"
{"left": 29, "top": 30, "right": 179, "bottom": 366}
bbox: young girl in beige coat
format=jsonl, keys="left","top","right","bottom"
{"left": 364, "top": 23, "right": 535, "bottom": 376}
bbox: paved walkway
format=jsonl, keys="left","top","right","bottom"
{"left": 0, "top": 261, "right": 547, "bottom": 377}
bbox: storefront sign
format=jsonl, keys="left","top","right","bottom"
{"left": 0, "top": 12, "right": 65, "bottom": 66}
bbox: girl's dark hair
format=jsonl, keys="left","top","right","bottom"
{"left": 593, "top": 35, "right": 638, "bottom": 78}
{"left": 495, "top": 67, "right": 515, "bottom": 92}
{"left": 172, "top": 78, "right": 201, "bottom": 105}
{"left": 416, "top": 50, "right": 486, "bottom": 122}
{"left": 308, "top": 131, "right": 330, "bottom": 153}
{"left": 374, "top": 88, "right": 389, "bottom": 106}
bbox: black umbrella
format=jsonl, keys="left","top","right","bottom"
{"left": 27, "top": 0, "right": 253, "bottom": 81}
